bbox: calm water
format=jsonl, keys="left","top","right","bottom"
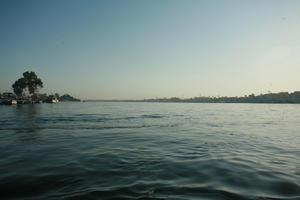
{"left": 0, "top": 102, "right": 299, "bottom": 200}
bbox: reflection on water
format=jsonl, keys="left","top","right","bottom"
{"left": 14, "top": 105, "right": 41, "bottom": 139}
{"left": 0, "top": 102, "right": 299, "bottom": 200}
{"left": 15, "top": 104, "right": 41, "bottom": 120}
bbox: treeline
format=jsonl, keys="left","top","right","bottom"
{"left": 0, "top": 92, "right": 80, "bottom": 102}
{"left": 143, "top": 91, "right": 300, "bottom": 104}
{"left": 50, "top": 93, "right": 80, "bottom": 102}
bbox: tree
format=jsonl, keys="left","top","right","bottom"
{"left": 54, "top": 93, "right": 60, "bottom": 99}
{"left": 22, "top": 71, "right": 43, "bottom": 95}
{"left": 12, "top": 71, "right": 43, "bottom": 98}
{"left": 12, "top": 77, "right": 26, "bottom": 98}
{"left": 59, "top": 94, "right": 80, "bottom": 101}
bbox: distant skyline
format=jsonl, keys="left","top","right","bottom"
{"left": 1, "top": 0, "right": 300, "bottom": 100}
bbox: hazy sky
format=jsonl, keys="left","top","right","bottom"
{"left": 1, "top": 0, "right": 300, "bottom": 99}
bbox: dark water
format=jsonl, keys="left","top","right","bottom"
{"left": 0, "top": 102, "right": 299, "bottom": 200}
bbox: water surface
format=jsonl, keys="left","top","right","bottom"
{"left": 0, "top": 102, "right": 299, "bottom": 199}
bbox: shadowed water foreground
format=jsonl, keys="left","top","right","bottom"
{"left": 0, "top": 102, "right": 299, "bottom": 200}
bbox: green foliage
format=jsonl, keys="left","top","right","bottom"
{"left": 12, "top": 77, "right": 26, "bottom": 97}
{"left": 22, "top": 71, "right": 43, "bottom": 94}
{"left": 59, "top": 94, "right": 80, "bottom": 101}
{"left": 12, "top": 71, "right": 43, "bottom": 97}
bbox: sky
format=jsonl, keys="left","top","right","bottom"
{"left": 0, "top": 0, "right": 300, "bottom": 100}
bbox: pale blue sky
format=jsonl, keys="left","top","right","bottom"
{"left": 1, "top": 0, "right": 300, "bottom": 99}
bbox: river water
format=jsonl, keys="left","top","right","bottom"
{"left": 0, "top": 102, "right": 299, "bottom": 200}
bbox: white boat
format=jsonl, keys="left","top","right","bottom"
{"left": 45, "top": 98, "right": 59, "bottom": 103}
{"left": 2, "top": 99, "right": 17, "bottom": 105}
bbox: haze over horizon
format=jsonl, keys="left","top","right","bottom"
{"left": 1, "top": 0, "right": 300, "bottom": 100}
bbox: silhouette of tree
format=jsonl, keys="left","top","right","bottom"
{"left": 12, "top": 71, "right": 43, "bottom": 98}
{"left": 22, "top": 71, "right": 43, "bottom": 95}
{"left": 12, "top": 77, "right": 26, "bottom": 98}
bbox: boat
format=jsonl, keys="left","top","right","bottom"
{"left": 44, "top": 97, "right": 59, "bottom": 103}
{"left": 2, "top": 99, "right": 17, "bottom": 105}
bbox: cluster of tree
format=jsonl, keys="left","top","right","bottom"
{"left": 52, "top": 93, "right": 80, "bottom": 102}
{"left": 6, "top": 71, "right": 80, "bottom": 102}
{"left": 12, "top": 71, "right": 43, "bottom": 99}
{"left": 143, "top": 92, "right": 300, "bottom": 104}
{"left": 0, "top": 92, "right": 80, "bottom": 102}
{"left": 29, "top": 93, "right": 80, "bottom": 102}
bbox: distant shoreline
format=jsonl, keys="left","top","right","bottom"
{"left": 84, "top": 91, "right": 300, "bottom": 104}
{"left": 83, "top": 100, "right": 300, "bottom": 105}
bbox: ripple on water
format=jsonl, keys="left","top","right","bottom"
{"left": 0, "top": 102, "right": 299, "bottom": 200}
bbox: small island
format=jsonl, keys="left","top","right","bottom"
{"left": 0, "top": 71, "right": 80, "bottom": 105}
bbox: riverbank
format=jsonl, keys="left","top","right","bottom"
{"left": 0, "top": 93, "right": 80, "bottom": 105}
{"left": 86, "top": 91, "right": 300, "bottom": 104}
